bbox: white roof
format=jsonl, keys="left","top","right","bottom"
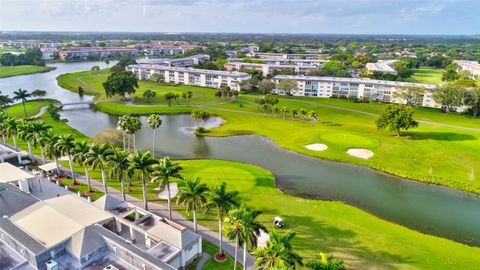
{"left": 38, "top": 162, "right": 57, "bottom": 172}
{"left": 10, "top": 194, "right": 113, "bottom": 247}
{"left": 0, "top": 163, "right": 35, "bottom": 183}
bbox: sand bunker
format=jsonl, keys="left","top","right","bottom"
{"left": 305, "top": 143, "right": 328, "bottom": 151}
{"left": 347, "top": 148, "right": 374, "bottom": 159}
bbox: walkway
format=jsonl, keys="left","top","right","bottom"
{"left": 195, "top": 253, "right": 211, "bottom": 270}
{"left": 30, "top": 106, "right": 48, "bottom": 119}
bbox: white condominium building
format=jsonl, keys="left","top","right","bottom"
{"left": 273, "top": 75, "right": 439, "bottom": 108}
{"left": 224, "top": 62, "right": 317, "bottom": 75}
{"left": 453, "top": 60, "right": 480, "bottom": 76}
{"left": 137, "top": 54, "right": 210, "bottom": 67}
{"left": 127, "top": 64, "right": 251, "bottom": 91}
{"left": 228, "top": 58, "right": 327, "bottom": 67}
{"left": 251, "top": 52, "right": 324, "bottom": 60}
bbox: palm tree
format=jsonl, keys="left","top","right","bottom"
{"left": 0, "top": 113, "right": 7, "bottom": 144}
{"left": 108, "top": 148, "right": 130, "bottom": 201}
{"left": 5, "top": 117, "right": 19, "bottom": 150}
{"left": 86, "top": 143, "right": 112, "bottom": 193}
{"left": 206, "top": 182, "right": 239, "bottom": 258}
{"left": 0, "top": 95, "right": 14, "bottom": 117}
{"left": 237, "top": 203, "right": 266, "bottom": 269}
{"left": 17, "top": 120, "right": 35, "bottom": 161}
{"left": 31, "top": 120, "right": 52, "bottom": 163}
{"left": 308, "top": 111, "right": 318, "bottom": 121}
{"left": 127, "top": 116, "right": 142, "bottom": 152}
{"left": 299, "top": 108, "right": 307, "bottom": 120}
{"left": 55, "top": 134, "right": 77, "bottom": 183}
{"left": 117, "top": 115, "right": 129, "bottom": 150}
{"left": 281, "top": 107, "right": 289, "bottom": 119}
{"left": 13, "top": 89, "right": 31, "bottom": 118}
{"left": 254, "top": 230, "right": 303, "bottom": 270}
{"left": 44, "top": 133, "right": 62, "bottom": 174}
{"left": 128, "top": 150, "right": 157, "bottom": 210}
{"left": 146, "top": 114, "right": 162, "bottom": 157}
{"left": 176, "top": 177, "right": 209, "bottom": 232}
{"left": 152, "top": 156, "right": 183, "bottom": 219}
{"left": 306, "top": 253, "right": 346, "bottom": 270}
{"left": 224, "top": 207, "right": 245, "bottom": 270}
{"left": 73, "top": 141, "right": 93, "bottom": 192}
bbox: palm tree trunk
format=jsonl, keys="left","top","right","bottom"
{"left": 233, "top": 235, "right": 238, "bottom": 270}
{"left": 2, "top": 135, "right": 6, "bottom": 145}
{"left": 152, "top": 129, "right": 156, "bottom": 157}
{"left": 142, "top": 174, "right": 148, "bottom": 210}
{"left": 54, "top": 156, "right": 60, "bottom": 175}
{"left": 68, "top": 154, "right": 76, "bottom": 183}
{"left": 243, "top": 242, "right": 248, "bottom": 269}
{"left": 101, "top": 166, "right": 108, "bottom": 194}
{"left": 4, "top": 106, "right": 9, "bottom": 117}
{"left": 12, "top": 134, "right": 17, "bottom": 150}
{"left": 218, "top": 217, "right": 223, "bottom": 255}
{"left": 40, "top": 145, "right": 46, "bottom": 163}
{"left": 22, "top": 101, "right": 27, "bottom": 118}
{"left": 26, "top": 140, "right": 33, "bottom": 161}
{"left": 121, "top": 172, "right": 126, "bottom": 201}
{"left": 167, "top": 181, "right": 172, "bottom": 219}
{"left": 85, "top": 166, "right": 92, "bottom": 191}
{"left": 133, "top": 133, "right": 136, "bottom": 152}
{"left": 122, "top": 131, "right": 126, "bottom": 150}
{"left": 193, "top": 204, "right": 197, "bottom": 232}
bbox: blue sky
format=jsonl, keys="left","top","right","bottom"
{"left": 0, "top": 0, "right": 478, "bottom": 35}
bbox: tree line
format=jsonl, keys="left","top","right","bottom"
{"left": 0, "top": 49, "right": 46, "bottom": 66}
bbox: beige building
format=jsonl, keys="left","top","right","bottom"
{"left": 453, "top": 60, "right": 480, "bottom": 76}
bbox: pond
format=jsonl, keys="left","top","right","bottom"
{"left": 1, "top": 61, "right": 479, "bottom": 246}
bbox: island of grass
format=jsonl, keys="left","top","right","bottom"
{"left": 0, "top": 65, "right": 56, "bottom": 78}
{"left": 56, "top": 69, "right": 480, "bottom": 194}
{"left": 5, "top": 100, "right": 480, "bottom": 269}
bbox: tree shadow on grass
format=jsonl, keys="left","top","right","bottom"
{"left": 281, "top": 214, "right": 415, "bottom": 269}
{"left": 321, "top": 121, "right": 343, "bottom": 127}
{"left": 404, "top": 132, "right": 477, "bottom": 141}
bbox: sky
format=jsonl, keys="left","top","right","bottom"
{"left": 0, "top": 0, "right": 478, "bottom": 35}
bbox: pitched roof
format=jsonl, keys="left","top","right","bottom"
{"left": 0, "top": 163, "right": 35, "bottom": 183}
{"left": 67, "top": 225, "right": 106, "bottom": 260}
{"left": 0, "top": 183, "right": 39, "bottom": 217}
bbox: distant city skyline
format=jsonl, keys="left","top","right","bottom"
{"left": 0, "top": 0, "right": 479, "bottom": 35}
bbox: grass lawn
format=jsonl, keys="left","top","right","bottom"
{"left": 7, "top": 100, "right": 480, "bottom": 269}
{"left": 404, "top": 67, "right": 443, "bottom": 84}
{"left": 55, "top": 70, "right": 480, "bottom": 193}
{"left": 0, "top": 65, "right": 56, "bottom": 78}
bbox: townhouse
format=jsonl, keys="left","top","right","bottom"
{"left": 59, "top": 47, "right": 140, "bottom": 61}
{"left": 137, "top": 54, "right": 210, "bottom": 67}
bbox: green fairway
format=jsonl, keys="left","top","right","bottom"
{"left": 7, "top": 100, "right": 480, "bottom": 269}
{"left": 0, "top": 65, "right": 55, "bottom": 78}
{"left": 55, "top": 70, "right": 480, "bottom": 194}
{"left": 404, "top": 67, "right": 443, "bottom": 84}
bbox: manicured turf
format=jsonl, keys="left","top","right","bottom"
{"left": 56, "top": 70, "right": 480, "bottom": 193}
{"left": 404, "top": 67, "right": 443, "bottom": 84}
{"left": 8, "top": 100, "right": 480, "bottom": 269}
{"left": 0, "top": 65, "right": 55, "bottom": 78}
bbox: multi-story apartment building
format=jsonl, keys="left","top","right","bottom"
{"left": 453, "top": 60, "right": 480, "bottom": 76}
{"left": 228, "top": 58, "right": 327, "bottom": 67}
{"left": 126, "top": 64, "right": 251, "bottom": 91}
{"left": 273, "top": 75, "right": 439, "bottom": 108}
{"left": 224, "top": 62, "right": 317, "bottom": 75}
{"left": 137, "top": 54, "right": 210, "bottom": 67}
{"left": 59, "top": 47, "right": 140, "bottom": 60}
{"left": 248, "top": 52, "right": 328, "bottom": 60}
{"left": 143, "top": 45, "right": 198, "bottom": 56}
{"left": 40, "top": 48, "right": 59, "bottom": 60}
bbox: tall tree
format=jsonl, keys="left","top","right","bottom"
{"left": 224, "top": 207, "right": 245, "bottom": 270}
{"left": 55, "top": 135, "right": 77, "bottom": 183}
{"left": 73, "top": 140, "right": 93, "bottom": 192}
{"left": 176, "top": 177, "right": 209, "bottom": 232}
{"left": 86, "top": 143, "right": 112, "bottom": 193}
{"left": 108, "top": 148, "right": 130, "bottom": 201}
{"left": 464, "top": 87, "right": 480, "bottom": 118}
{"left": 13, "top": 89, "right": 31, "bottom": 117}
{"left": 376, "top": 104, "right": 419, "bottom": 136}
{"left": 5, "top": 117, "right": 19, "bottom": 150}
{"left": 0, "top": 95, "right": 14, "bottom": 117}
{"left": 278, "top": 79, "right": 298, "bottom": 95}
{"left": 128, "top": 150, "right": 157, "bottom": 210}
{"left": 432, "top": 84, "right": 466, "bottom": 113}
{"left": 146, "top": 114, "right": 162, "bottom": 157}
{"left": 237, "top": 203, "right": 267, "bottom": 269}
{"left": 152, "top": 156, "right": 183, "bottom": 219}
{"left": 31, "top": 120, "right": 51, "bottom": 163}
{"left": 17, "top": 120, "right": 35, "bottom": 161}
{"left": 206, "top": 182, "right": 239, "bottom": 258}
{"left": 102, "top": 71, "right": 138, "bottom": 98}
{"left": 392, "top": 87, "right": 425, "bottom": 107}
{"left": 254, "top": 230, "right": 303, "bottom": 270}
{"left": 44, "top": 133, "right": 62, "bottom": 174}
